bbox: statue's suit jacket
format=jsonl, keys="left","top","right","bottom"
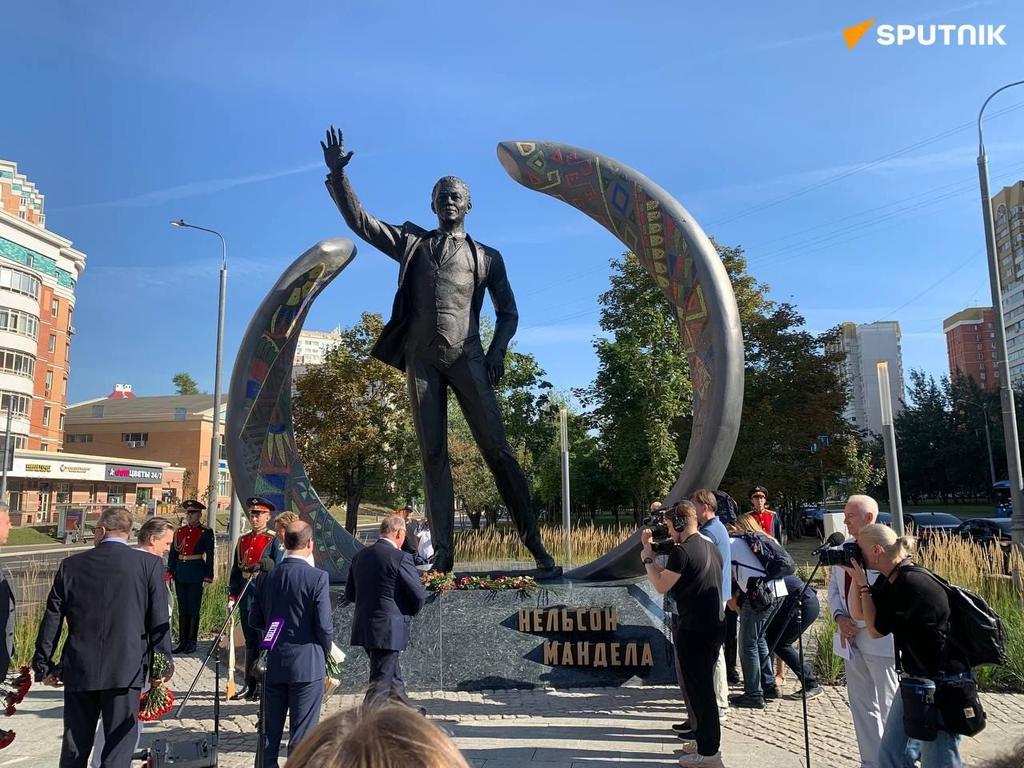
{"left": 325, "top": 171, "right": 519, "bottom": 372}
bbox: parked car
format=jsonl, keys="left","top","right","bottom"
{"left": 905, "top": 512, "right": 962, "bottom": 538}
{"left": 956, "top": 517, "right": 1012, "bottom": 546}
{"left": 800, "top": 504, "right": 825, "bottom": 536}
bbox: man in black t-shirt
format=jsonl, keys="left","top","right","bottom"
{"left": 642, "top": 501, "right": 725, "bottom": 767}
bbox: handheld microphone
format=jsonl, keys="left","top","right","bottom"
{"left": 812, "top": 531, "right": 847, "bottom": 556}
{"left": 259, "top": 618, "right": 286, "bottom": 651}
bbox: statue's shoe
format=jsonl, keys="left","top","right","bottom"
{"left": 532, "top": 564, "right": 563, "bottom": 581}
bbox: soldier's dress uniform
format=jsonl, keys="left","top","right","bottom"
{"left": 167, "top": 500, "right": 215, "bottom": 654}
{"left": 229, "top": 497, "right": 284, "bottom": 699}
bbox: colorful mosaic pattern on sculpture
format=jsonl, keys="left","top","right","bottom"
{"left": 499, "top": 142, "right": 712, "bottom": 405}
{"left": 232, "top": 249, "right": 362, "bottom": 582}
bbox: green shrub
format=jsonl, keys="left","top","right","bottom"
{"left": 811, "top": 610, "right": 845, "bottom": 686}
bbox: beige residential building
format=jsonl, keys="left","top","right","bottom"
{"left": 63, "top": 393, "right": 230, "bottom": 510}
{"left": 994, "top": 181, "right": 1024, "bottom": 384}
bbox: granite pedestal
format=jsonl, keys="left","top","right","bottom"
{"left": 332, "top": 579, "right": 676, "bottom": 692}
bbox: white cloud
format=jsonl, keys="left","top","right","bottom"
{"left": 53, "top": 161, "right": 323, "bottom": 210}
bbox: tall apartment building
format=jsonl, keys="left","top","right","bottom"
{"left": 943, "top": 307, "right": 998, "bottom": 392}
{"left": 293, "top": 327, "right": 343, "bottom": 381}
{"left": 0, "top": 160, "right": 85, "bottom": 451}
{"left": 832, "top": 321, "right": 906, "bottom": 436}
{"left": 994, "top": 181, "right": 1024, "bottom": 385}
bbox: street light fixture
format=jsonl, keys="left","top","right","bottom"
{"left": 877, "top": 361, "right": 905, "bottom": 536}
{"left": 170, "top": 219, "right": 232, "bottom": 541}
{"left": 977, "top": 80, "right": 1024, "bottom": 549}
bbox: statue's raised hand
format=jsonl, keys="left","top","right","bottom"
{"left": 321, "top": 126, "right": 354, "bottom": 173}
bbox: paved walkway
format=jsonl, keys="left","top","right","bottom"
{"left": 0, "top": 656, "right": 1020, "bottom": 767}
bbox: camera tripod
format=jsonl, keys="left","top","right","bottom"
{"left": 762, "top": 557, "right": 828, "bottom": 768}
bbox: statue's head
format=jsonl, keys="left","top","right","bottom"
{"left": 430, "top": 176, "right": 472, "bottom": 227}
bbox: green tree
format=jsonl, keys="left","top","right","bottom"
{"left": 581, "top": 252, "right": 691, "bottom": 519}
{"left": 173, "top": 372, "right": 200, "bottom": 395}
{"left": 292, "top": 312, "right": 418, "bottom": 532}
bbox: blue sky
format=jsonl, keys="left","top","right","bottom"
{"left": 3, "top": 1, "right": 1024, "bottom": 404}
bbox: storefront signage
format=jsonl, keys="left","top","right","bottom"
{"left": 104, "top": 464, "right": 164, "bottom": 483}
{"left": 516, "top": 606, "right": 654, "bottom": 668}
{"left": 24, "top": 463, "right": 52, "bottom": 473}
{"left": 58, "top": 464, "right": 92, "bottom": 475}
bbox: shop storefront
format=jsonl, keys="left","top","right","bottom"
{"left": 6, "top": 449, "right": 183, "bottom": 525}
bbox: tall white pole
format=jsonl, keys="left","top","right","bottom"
{"left": 977, "top": 81, "right": 1024, "bottom": 550}
{"left": 877, "top": 362, "right": 905, "bottom": 537}
{"left": 171, "top": 220, "right": 229, "bottom": 533}
{"left": 559, "top": 407, "right": 571, "bottom": 564}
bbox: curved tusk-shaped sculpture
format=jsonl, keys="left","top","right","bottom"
{"left": 497, "top": 141, "right": 744, "bottom": 580}
{"left": 225, "top": 238, "right": 364, "bottom": 582}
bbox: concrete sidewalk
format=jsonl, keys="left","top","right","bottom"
{"left": 1, "top": 655, "right": 1020, "bottom": 767}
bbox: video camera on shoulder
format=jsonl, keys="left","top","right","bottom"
{"left": 642, "top": 503, "right": 684, "bottom": 555}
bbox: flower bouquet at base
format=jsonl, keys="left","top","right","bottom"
{"left": 139, "top": 654, "right": 175, "bottom": 722}
{"left": 324, "top": 643, "right": 346, "bottom": 697}
{"left": 0, "top": 666, "right": 33, "bottom": 750}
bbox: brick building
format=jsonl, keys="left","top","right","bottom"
{"left": 63, "top": 393, "right": 230, "bottom": 510}
{"left": 943, "top": 307, "right": 998, "bottom": 392}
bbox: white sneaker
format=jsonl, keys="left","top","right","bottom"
{"left": 718, "top": 708, "right": 729, "bottom": 722}
{"left": 678, "top": 752, "right": 724, "bottom": 767}
{"left": 676, "top": 741, "right": 698, "bottom": 756}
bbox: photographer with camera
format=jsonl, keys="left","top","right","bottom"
{"left": 853, "top": 523, "right": 973, "bottom": 768}
{"left": 642, "top": 500, "right": 725, "bottom": 767}
{"left": 826, "top": 495, "right": 897, "bottom": 768}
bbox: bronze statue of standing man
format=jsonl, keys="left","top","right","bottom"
{"left": 321, "top": 127, "right": 559, "bottom": 577}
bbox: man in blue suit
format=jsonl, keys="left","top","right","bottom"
{"left": 345, "top": 514, "right": 428, "bottom": 710}
{"left": 250, "top": 521, "right": 333, "bottom": 768}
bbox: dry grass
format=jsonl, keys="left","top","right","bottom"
{"left": 453, "top": 524, "right": 634, "bottom": 565}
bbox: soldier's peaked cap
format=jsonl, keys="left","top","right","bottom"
{"left": 181, "top": 499, "right": 207, "bottom": 512}
{"left": 246, "top": 496, "right": 275, "bottom": 513}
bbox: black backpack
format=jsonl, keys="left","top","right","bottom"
{"left": 738, "top": 531, "right": 796, "bottom": 580}
{"left": 908, "top": 566, "right": 1007, "bottom": 668}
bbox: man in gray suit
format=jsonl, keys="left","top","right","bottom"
{"left": 345, "top": 515, "right": 427, "bottom": 710}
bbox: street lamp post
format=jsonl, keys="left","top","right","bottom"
{"left": 877, "top": 362, "right": 905, "bottom": 537}
{"left": 977, "top": 81, "right": 1024, "bottom": 549}
{"left": 559, "top": 406, "right": 571, "bottom": 566}
{"left": 170, "top": 220, "right": 233, "bottom": 542}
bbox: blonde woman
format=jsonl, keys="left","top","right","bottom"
{"left": 284, "top": 703, "right": 470, "bottom": 768}
{"left": 852, "top": 523, "right": 972, "bottom": 768}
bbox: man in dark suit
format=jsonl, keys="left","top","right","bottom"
{"left": 250, "top": 521, "right": 333, "bottom": 767}
{"left": 322, "top": 127, "right": 557, "bottom": 577}
{"left": 345, "top": 514, "right": 427, "bottom": 709}
{"left": 32, "top": 506, "right": 173, "bottom": 768}
{"left": 0, "top": 502, "right": 14, "bottom": 681}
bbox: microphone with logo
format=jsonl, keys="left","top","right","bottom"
{"left": 254, "top": 618, "right": 285, "bottom": 767}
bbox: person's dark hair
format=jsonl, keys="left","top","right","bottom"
{"left": 285, "top": 703, "right": 470, "bottom": 768}
{"left": 138, "top": 517, "right": 173, "bottom": 545}
{"left": 284, "top": 521, "right": 313, "bottom": 551}
{"left": 672, "top": 500, "right": 698, "bottom": 528}
{"left": 98, "top": 506, "right": 133, "bottom": 534}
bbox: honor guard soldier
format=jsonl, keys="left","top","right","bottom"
{"left": 167, "top": 500, "right": 215, "bottom": 654}
{"left": 229, "top": 496, "right": 284, "bottom": 700}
